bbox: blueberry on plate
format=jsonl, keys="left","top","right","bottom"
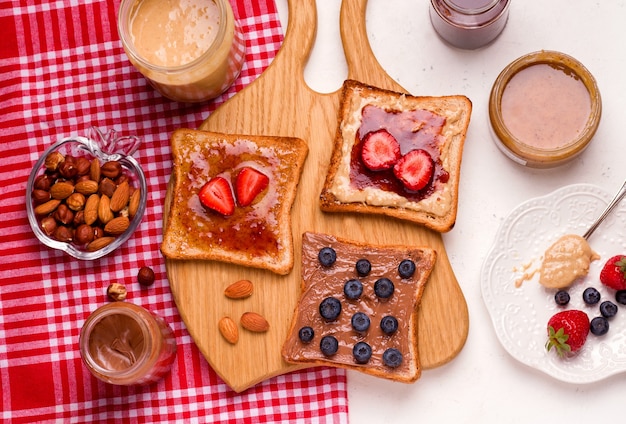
{"left": 398, "top": 259, "right": 416, "bottom": 278}
{"left": 320, "top": 335, "right": 339, "bottom": 356}
{"left": 343, "top": 279, "right": 363, "bottom": 300}
{"left": 554, "top": 290, "right": 570, "bottom": 306}
{"left": 298, "top": 326, "right": 315, "bottom": 343}
{"left": 382, "top": 348, "right": 403, "bottom": 368}
{"left": 582, "top": 287, "right": 601, "bottom": 305}
{"left": 353, "top": 341, "right": 372, "bottom": 364}
{"left": 380, "top": 315, "right": 398, "bottom": 335}
{"left": 318, "top": 247, "right": 337, "bottom": 267}
{"left": 319, "top": 297, "right": 342, "bottom": 321}
{"left": 355, "top": 259, "right": 371, "bottom": 276}
{"left": 351, "top": 312, "right": 370, "bottom": 332}
{"left": 374, "top": 278, "right": 394, "bottom": 299}
{"left": 616, "top": 290, "right": 626, "bottom": 305}
{"left": 590, "top": 316, "right": 609, "bottom": 336}
{"left": 600, "top": 301, "right": 618, "bottom": 318}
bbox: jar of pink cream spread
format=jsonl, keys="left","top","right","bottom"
{"left": 489, "top": 51, "right": 602, "bottom": 168}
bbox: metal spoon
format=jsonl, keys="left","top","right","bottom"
{"left": 583, "top": 179, "right": 626, "bottom": 240}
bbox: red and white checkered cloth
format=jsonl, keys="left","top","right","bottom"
{"left": 0, "top": 1, "right": 349, "bottom": 422}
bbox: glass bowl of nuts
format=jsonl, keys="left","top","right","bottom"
{"left": 26, "top": 127, "right": 147, "bottom": 260}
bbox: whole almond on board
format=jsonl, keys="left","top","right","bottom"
{"left": 128, "top": 188, "right": 141, "bottom": 218}
{"left": 97, "top": 195, "right": 114, "bottom": 224}
{"left": 84, "top": 194, "right": 99, "bottom": 225}
{"left": 218, "top": 316, "right": 239, "bottom": 344}
{"left": 101, "top": 161, "right": 122, "bottom": 179}
{"left": 104, "top": 216, "right": 130, "bottom": 235}
{"left": 50, "top": 181, "right": 74, "bottom": 200}
{"left": 74, "top": 179, "right": 99, "bottom": 195}
{"left": 224, "top": 279, "right": 254, "bottom": 299}
{"left": 86, "top": 236, "right": 115, "bottom": 251}
{"left": 34, "top": 199, "right": 61, "bottom": 216}
{"left": 110, "top": 180, "right": 130, "bottom": 212}
{"left": 240, "top": 312, "right": 270, "bottom": 333}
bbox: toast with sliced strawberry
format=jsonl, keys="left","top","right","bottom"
{"left": 320, "top": 80, "right": 472, "bottom": 232}
{"left": 161, "top": 129, "right": 308, "bottom": 275}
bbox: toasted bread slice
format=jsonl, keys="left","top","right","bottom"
{"left": 281, "top": 232, "right": 437, "bottom": 383}
{"left": 320, "top": 80, "right": 472, "bottom": 232}
{"left": 161, "top": 129, "right": 308, "bottom": 275}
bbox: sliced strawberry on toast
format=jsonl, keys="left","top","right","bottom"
{"left": 199, "top": 177, "right": 235, "bottom": 216}
{"left": 361, "top": 129, "right": 401, "bottom": 171}
{"left": 393, "top": 149, "right": 434, "bottom": 191}
{"left": 236, "top": 167, "right": 269, "bottom": 206}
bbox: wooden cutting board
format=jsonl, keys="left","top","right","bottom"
{"left": 165, "top": 0, "right": 469, "bottom": 392}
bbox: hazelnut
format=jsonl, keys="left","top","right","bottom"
{"left": 40, "top": 216, "right": 57, "bottom": 236}
{"left": 101, "top": 161, "right": 122, "bottom": 179}
{"left": 73, "top": 210, "right": 85, "bottom": 226}
{"left": 107, "top": 283, "right": 127, "bottom": 301}
{"left": 32, "top": 189, "right": 51, "bottom": 205}
{"left": 74, "top": 224, "right": 94, "bottom": 245}
{"left": 44, "top": 151, "right": 64, "bottom": 172}
{"left": 66, "top": 192, "right": 86, "bottom": 211}
{"left": 93, "top": 226, "right": 104, "bottom": 239}
{"left": 53, "top": 225, "right": 73, "bottom": 242}
{"left": 99, "top": 178, "right": 116, "bottom": 198}
{"left": 58, "top": 160, "right": 78, "bottom": 179}
{"left": 137, "top": 266, "right": 155, "bottom": 286}
{"left": 34, "top": 174, "right": 52, "bottom": 191}
{"left": 75, "top": 157, "right": 91, "bottom": 176}
{"left": 53, "top": 203, "right": 74, "bottom": 225}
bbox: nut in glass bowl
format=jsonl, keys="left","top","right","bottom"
{"left": 26, "top": 127, "right": 147, "bottom": 260}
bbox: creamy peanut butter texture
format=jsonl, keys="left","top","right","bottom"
{"left": 538, "top": 234, "right": 599, "bottom": 289}
{"left": 129, "top": 0, "right": 220, "bottom": 67}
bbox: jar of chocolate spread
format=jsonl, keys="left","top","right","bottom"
{"left": 79, "top": 302, "right": 177, "bottom": 385}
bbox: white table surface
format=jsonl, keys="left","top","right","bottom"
{"left": 275, "top": 1, "right": 626, "bottom": 422}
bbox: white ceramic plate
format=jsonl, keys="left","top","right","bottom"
{"left": 481, "top": 183, "right": 626, "bottom": 383}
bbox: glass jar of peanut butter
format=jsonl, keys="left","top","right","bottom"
{"left": 117, "top": 0, "right": 246, "bottom": 103}
{"left": 79, "top": 302, "right": 177, "bottom": 385}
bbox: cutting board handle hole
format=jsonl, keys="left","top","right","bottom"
{"left": 302, "top": 0, "right": 348, "bottom": 94}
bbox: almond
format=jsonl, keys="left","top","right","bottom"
{"left": 90, "top": 158, "right": 101, "bottom": 182}
{"left": 86, "top": 236, "right": 115, "bottom": 251}
{"left": 84, "top": 194, "right": 100, "bottom": 225}
{"left": 240, "top": 312, "right": 270, "bottom": 332}
{"left": 128, "top": 188, "right": 141, "bottom": 218}
{"left": 34, "top": 199, "right": 61, "bottom": 216}
{"left": 104, "top": 216, "right": 130, "bottom": 235}
{"left": 50, "top": 181, "right": 75, "bottom": 200}
{"left": 218, "top": 316, "right": 239, "bottom": 344}
{"left": 110, "top": 180, "right": 130, "bottom": 212}
{"left": 224, "top": 279, "right": 254, "bottom": 299}
{"left": 74, "top": 179, "right": 99, "bottom": 195}
{"left": 98, "top": 195, "right": 114, "bottom": 224}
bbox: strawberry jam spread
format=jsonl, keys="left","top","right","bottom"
{"left": 282, "top": 232, "right": 436, "bottom": 376}
{"left": 175, "top": 138, "right": 283, "bottom": 257}
{"left": 350, "top": 105, "right": 449, "bottom": 201}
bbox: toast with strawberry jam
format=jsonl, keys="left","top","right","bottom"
{"left": 320, "top": 80, "right": 472, "bottom": 232}
{"left": 161, "top": 129, "right": 308, "bottom": 275}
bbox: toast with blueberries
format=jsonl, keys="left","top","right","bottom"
{"left": 320, "top": 79, "right": 472, "bottom": 232}
{"left": 161, "top": 128, "right": 308, "bottom": 275}
{"left": 281, "top": 232, "right": 437, "bottom": 383}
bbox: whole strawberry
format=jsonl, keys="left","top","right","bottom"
{"left": 600, "top": 255, "right": 626, "bottom": 291}
{"left": 545, "top": 310, "right": 589, "bottom": 357}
